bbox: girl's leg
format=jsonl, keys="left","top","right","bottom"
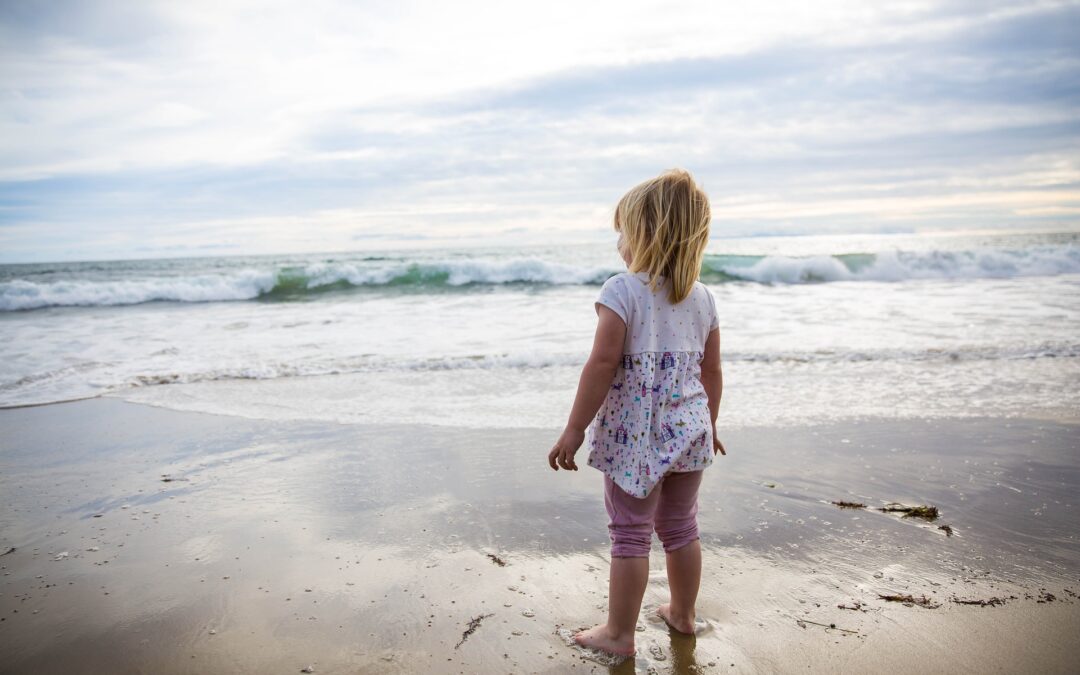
{"left": 660, "top": 540, "right": 701, "bottom": 633}
{"left": 574, "top": 476, "right": 658, "bottom": 656}
{"left": 573, "top": 556, "right": 648, "bottom": 656}
{"left": 654, "top": 470, "right": 704, "bottom": 634}
{"left": 609, "top": 555, "right": 650, "bottom": 633}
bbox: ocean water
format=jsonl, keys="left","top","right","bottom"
{"left": 2, "top": 230, "right": 1078, "bottom": 428}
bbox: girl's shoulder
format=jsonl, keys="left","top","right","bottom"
{"left": 691, "top": 276, "right": 711, "bottom": 291}
{"left": 605, "top": 271, "right": 633, "bottom": 283}
{"left": 686, "top": 278, "right": 715, "bottom": 302}
{"left": 691, "top": 278, "right": 720, "bottom": 330}
{"left": 596, "top": 273, "right": 636, "bottom": 324}
{"left": 599, "top": 271, "right": 635, "bottom": 296}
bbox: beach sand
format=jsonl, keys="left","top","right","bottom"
{"left": 1, "top": 398, "right": 1078, "bottom": 674}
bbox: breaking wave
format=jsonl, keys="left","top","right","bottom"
{"left": 703, "top": 245, "right": 1080, "bottom": 284}
{"left": 3, "top": 243, "right": 1078, "bottom": 311}
{"left": 0, "top": 258, "right": 614, "bottom": 311}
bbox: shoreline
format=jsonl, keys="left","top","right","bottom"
{"left": 5, "top": 384, "right": 1078, "bottom": 428}
{"left": 1, "top": 398, "right": 1078, "bottom": 673}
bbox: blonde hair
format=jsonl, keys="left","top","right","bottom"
{"left": 614, "top": 168, "right": 711, "bottom": 304}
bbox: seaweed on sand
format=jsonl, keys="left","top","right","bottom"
{"left": 831, "top": 501, "right": 867, "bottom": 509}
{"left": 455, "top": 613, "right": 494, "bottom": 649}
{"left": 793, "top": 617, "right": 859, "bottom": 633}
{"left": 878, "top": 593, "right": 941, "bottom": 608}
{"left": 951, "top": 596, "right": 1009, "bottom": 607}
{"left": 878, "top": 503, "right": 940, "bottom": 521}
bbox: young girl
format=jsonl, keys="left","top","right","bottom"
{"left": 547, "top": 168, "right": 726, "bottom": 658}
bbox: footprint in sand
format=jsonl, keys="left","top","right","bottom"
{"left": 648, "top": 642, "right": 667, "bottom": 661}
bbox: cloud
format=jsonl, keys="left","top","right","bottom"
{"left": 1, "top": 0, "right": 1078, "bottom": 261}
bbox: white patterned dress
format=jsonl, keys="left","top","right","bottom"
{"left": 586, "top": 271, "right": 720, "bottom": 498}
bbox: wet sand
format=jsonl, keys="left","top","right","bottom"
{"left": 1, "top": 398, "right": 1078, "bottom": 674}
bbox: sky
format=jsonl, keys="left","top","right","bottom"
{"left": 1, "top": 0, "right": 1078, "bottom": 262}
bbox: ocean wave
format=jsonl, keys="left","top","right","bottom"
{"left": 122, "top": 352, "right": 589, "bottom": 387}
{"left": 704, "top": 245, "right": 1080, "bottom": 284}
{"left": 293, "top": 258, "right": 612, "bottom": 292}
{"left": 2, "top": 341, "right": 1076, "bottom": 409}
{"left": 3, "top": 244, "right": 1079, "bottom": 311}
{"left": 117, "top": 341, "right": 1080, "bottom": 387}
{"left": 0, "top": 270, "right": 279, "bottom": 311}
{"left": 0, "top": 258, "right": 615, "bottom": 311}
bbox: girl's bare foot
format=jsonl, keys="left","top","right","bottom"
{"left": 657, "top": 603, "right": 696, "bottom": 634}
{"left": 573, "top": 623, "right": 636, "bottom": 656}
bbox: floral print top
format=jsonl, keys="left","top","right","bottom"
{"left": 586, "top": 271, "right": 720, "bottom": 498}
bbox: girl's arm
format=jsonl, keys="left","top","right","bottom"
{"left": 699, "top": 327, "right": 726, "bottom": 455}
{"left": 548, "top": 305, "right": 627, "bottom": 471}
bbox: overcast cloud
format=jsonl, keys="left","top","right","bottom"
{"left": 1, "top": 0, "right": 1078, "bottom": 262}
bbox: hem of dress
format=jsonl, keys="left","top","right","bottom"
{"left": 590, "top": 461, "right": 711, "bottom": 500}
{"left": 618, "top": 350, "right": 704, "bottom": 358}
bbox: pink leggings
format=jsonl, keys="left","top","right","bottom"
{"left": 604, "top": 470, "right": 704, "bottom": 558}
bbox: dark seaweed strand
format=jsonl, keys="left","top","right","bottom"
{"left": 877, "top": 503, "right": 939, "bottom": 520}
{"left": 455, "top": 613, "right": 494, "bottom": 649}
{"left": 831, "top": 500, "right": 867, "bottom": 509}
{"left": 878, "top": 593, "right": 940, "bottom": 608}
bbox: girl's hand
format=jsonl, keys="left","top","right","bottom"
{"left": 713, "top": 427, "right": 726, "bottom": 456}
{"left": 548, "top": 427, "right": 585, "bottom": 471}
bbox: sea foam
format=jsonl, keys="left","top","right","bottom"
{"left": 0, "top": 270, "right": 277, "bottom": 311}
{"left": 0, "top": 258, "right": 614, "bottom": 311}
{"left": 709, "top": 245, "right": 1080, "bottom": 284}
{"left": 3, "top": 245, "right": 1079, "bottom": 311}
